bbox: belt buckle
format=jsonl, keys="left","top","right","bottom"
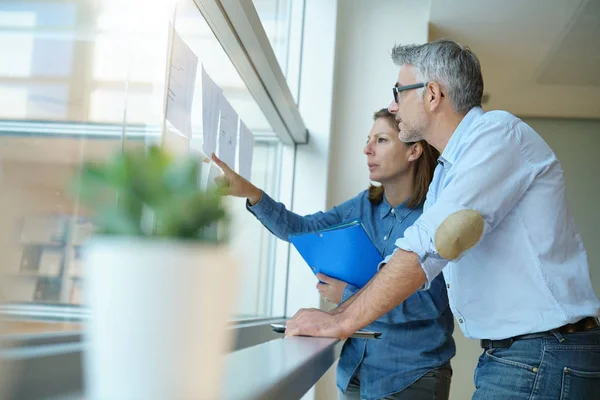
{"left": 559, "top": 316, "right": 600, "bottom": 335}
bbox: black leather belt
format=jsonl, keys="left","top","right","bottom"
{"left": 480, "top": 317, "right": 600, "bottom": 349}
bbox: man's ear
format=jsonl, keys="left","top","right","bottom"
{"left": 426, "top": 82, "right": 444, "bottom": 112}
{"left": 408, "top": 143, "right": 424, "bottom": 162}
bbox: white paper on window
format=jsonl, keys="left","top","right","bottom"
{"left": 217, "top": 95, "right": 238, "bottom": 168}
{"left": 237, "top": 120, "right": 254, "bottom": 181}
{"left": 165, "top": 29, "right": 198, "bottom": 139}
{"left": 201, "top": 66, "right": 221, "bottom": 156}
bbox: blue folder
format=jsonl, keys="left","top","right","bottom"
{"left": 289, "top": 219, "right": 383, "bottom": 288}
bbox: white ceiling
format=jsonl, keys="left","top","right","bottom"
{"left": 429, "top": 0, "right": 600, "bottom": 119}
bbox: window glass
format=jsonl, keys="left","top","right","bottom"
{"left": 0, "top": 0, "right": 290, "bottom": 320}
{"left": 253, "top": 0, "right": 304, "bottom": 101}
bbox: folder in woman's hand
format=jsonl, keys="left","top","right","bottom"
{"left": 289, "top": 219, "right": 383, "bottom": 288}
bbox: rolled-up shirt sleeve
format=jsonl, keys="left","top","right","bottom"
{"left": 393, "top": 120, "right": 539, "bottom": 286}
{"left": 379, "top": 244, "right": 447, "bottom": 290}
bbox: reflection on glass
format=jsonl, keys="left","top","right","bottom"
{"left": 253, "top": 0, "right": 304, "bottom": 102}
{"left": 0, "top": 0, "right": 285, "bottom": 320}
{"left": 253, "top": 0, "right": 293, "bottom": 75}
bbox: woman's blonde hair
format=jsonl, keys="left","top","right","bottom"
{"left": 367, "top": 108, "right": 439, "bottom": 208}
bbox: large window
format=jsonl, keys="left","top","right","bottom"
{"left": 0, "top": 0, "right": 304, "bottom": 321}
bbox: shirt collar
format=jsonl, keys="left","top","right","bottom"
{"left": 439, "top": 106, "right": 484, "bottom": 166}
{"left": 379, "top": 195, "right": 413, "bottom": 221}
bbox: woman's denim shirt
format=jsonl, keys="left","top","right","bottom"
{"left": 247, "top": 190, "right": 455, "bottom": 400}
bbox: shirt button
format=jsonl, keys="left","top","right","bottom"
{"left": 384, "top": 236, "right": 388, "bottom": 240}
{"left": 459, "top": 319, "right": 463, "bottom": 323}
{"left": 447, "top": 284, "right": 450, "bottom": 289}
{"left": 391, "top": 209, "right": 395, "bottom": 214}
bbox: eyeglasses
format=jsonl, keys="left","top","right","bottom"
{"left": 392, "top": 82, "right": 428, "bottom": 103}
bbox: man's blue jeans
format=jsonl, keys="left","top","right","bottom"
{"left": 473, "top": 327, "right": 600, "bottom": 399}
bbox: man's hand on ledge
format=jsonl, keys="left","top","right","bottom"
{"left": 284, "top": 308, "right": 353, "bottom": 340}
{"left": 284, "top": 249, "right": 426, "bottom": 340}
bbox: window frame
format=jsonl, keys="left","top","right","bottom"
{"left": 193, "top": 0, "right": 307, "bottom": 145}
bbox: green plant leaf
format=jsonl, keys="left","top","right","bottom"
{"left": 95, "top": 206, "right": 143, "bottom": 236}
{"left": 73, "top": 145, "right": 228, "bottom": 242}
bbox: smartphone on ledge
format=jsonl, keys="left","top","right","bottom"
{"left": 270, "top": 323, "right": 382, "bottom": 339}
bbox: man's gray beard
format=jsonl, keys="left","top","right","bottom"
{"left": 399, "top": 128, "right": 423, "bottom": 142}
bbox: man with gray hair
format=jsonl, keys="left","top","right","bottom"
{"left": 286, "top": 39, "right": 600, "bottom": 398}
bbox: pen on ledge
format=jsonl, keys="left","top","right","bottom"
{"left": 270, "top": 324, "right": 382, "bottom": 339}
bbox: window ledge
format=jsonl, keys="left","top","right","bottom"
{"left": 1, "top": 327, "right": 341, "bottom": 399}
{"left": 224, "top": 336, "right": 340, "bottom": 399}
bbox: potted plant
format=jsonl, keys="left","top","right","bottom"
{"left": 76, "top": 145, "right": 237, "bottom": 399}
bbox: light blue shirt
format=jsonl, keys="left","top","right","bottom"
{"left": 388, "top": 107, "right": 600, "bottom": 340}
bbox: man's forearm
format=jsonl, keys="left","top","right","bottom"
{"left": 336, "top": 250, "right": 427, "bottom": 334}
{"left": 332, "top": 280, "right": 372, "bottom": 315}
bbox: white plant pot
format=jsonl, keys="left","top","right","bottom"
{"left": 83, "top": 238, "right": 238, "bottom": 400}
